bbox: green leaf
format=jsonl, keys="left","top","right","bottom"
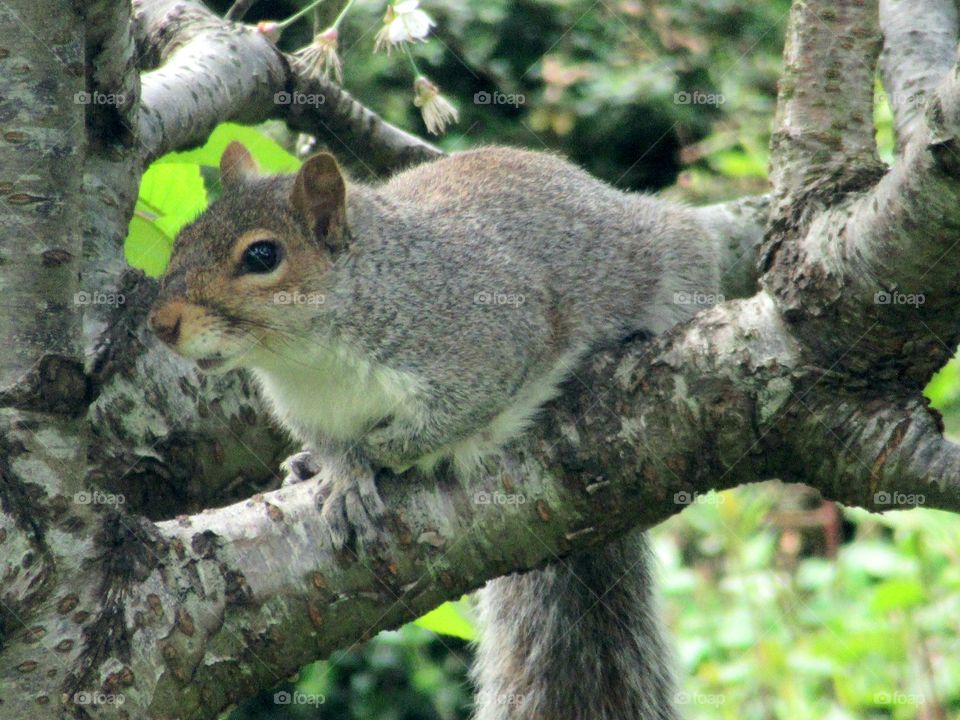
{"left": 125, "top": 213, "right": 173, "bottom": 278}
{"left": 156, "top": 122, "right": 300, "bottom": 173}
{"left": 124, "top": 162, "right": 206, "bottom": 276}
{"left": 874, "top": 81, "right": 896, "bottom": 166}
{"left": 413, "top": 601, "right": 476, "bottom": 641}
{"left": 796, "top": 557, "right": 836, "bottom": 590}
{"left": 138, "top": 163, "right": 207, "bottom": 235}
{"left": 869, "top": 579, "right": 926, "bottom": 612}
{"left": 925, "top": 357, "right": 960, "bottom": 408}
{"left": 706, "top": 148, "right": 767, "bottom": 178}
{"left": 785, "top": 651, "right": 835, "bottom": 677}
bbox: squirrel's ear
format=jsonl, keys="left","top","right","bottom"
{"left": 291, "top": 152, "right": 348, "bottom": 253}
{"left": 220, "top": 142, "right": 259, "bottom": 188}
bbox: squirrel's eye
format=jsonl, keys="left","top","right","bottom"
{"left": 241, "top": 240, "right": 282, "bottom": 274}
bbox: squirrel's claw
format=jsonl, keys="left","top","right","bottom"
{"left": 280, "top": 451, "right": 387, "bottom": 552}
{"left": 280, "top": 450, "right": 321, "bottom": 486}
{"left": 316, "top": 461, "right": 388, "bottom": 553}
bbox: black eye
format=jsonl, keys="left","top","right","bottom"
{"left": 241, "top": 240, "right": 282, "bottom": 274}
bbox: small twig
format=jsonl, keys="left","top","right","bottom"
{"left": 225, "top": 0, "right": 257, "bottom": 21}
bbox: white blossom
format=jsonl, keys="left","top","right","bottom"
{"left": 413, "top": 76, "right": 458, "bottom": 135}
{"left": 375, "top": 1, "right": 435, "bottom": 53}
{"left": 293, "top": 27, "right": 343, "bottom": 83}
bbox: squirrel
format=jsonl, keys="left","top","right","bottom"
{"left": 148, "top": 142, "right": 718, "bottom": 720}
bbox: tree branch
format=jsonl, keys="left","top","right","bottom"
{"left": 768, "top": 0, "right": 884, "bottom": 230}
{"left": 791, "top": 393, "right": 960, "bottom": 509}
{"left": 764, "top": 49, "right": 960, "bottom": 386}
{"left": 7, "top": 1, "right": 960, "bottom": 718}
{"left": 26, "top": 286, "right": 960, "bottom": 719}
{"left": 879, "top": 0, "right": 959, "bottom": 152}
{"left": 225, "top": 0, "right": 258, "bottom": 22}
{"left": 133, "top": 0, "right": 440, "bottom": 173}
{"left": 135, "top": 0, "right": 288, "bottom": 163}
{"left": 283, "top": 73, "right": 443, "bottom": 175}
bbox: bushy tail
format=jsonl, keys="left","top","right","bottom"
{"left": 472, "top": 529, "right": 678, "bottom": 720}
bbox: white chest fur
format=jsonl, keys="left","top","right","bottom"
{"left": 252, "top": 342, "right": 424, "bottom": 444}
{"left": 253, "top": 341, "right": 585, "bottom": 477}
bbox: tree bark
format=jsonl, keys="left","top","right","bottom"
{"left": 2, "top": 0, "right": 959, "bottom": 718}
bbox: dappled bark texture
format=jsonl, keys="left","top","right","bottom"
{"left": 2, "top": 0, "right": 960, "bottom": 718}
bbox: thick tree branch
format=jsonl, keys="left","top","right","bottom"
{"left": 769, "top": 0, "right": 884, "bottom": 229}
{"left": 793, "top": 393, "right": 960, "bottom": 509}
{"left": 135, "top": 1, "right": 288, "bottom": 162}
{"left": 133, "top": 0, "right": 440, "bottom": 172}
{"left": 879, "top": 0, "right": 959, "bottom": 152}
{"left": 7, "top": 0, "right": 960, "bottom": 717}
{"left": 26, "top": 286, "right": 960, "bottom": 719}
{"left": 763, "top": 52, "right": 960, "bottom": 386}
{"left": 0, "top": 2, "right": 102, "bottom": 715}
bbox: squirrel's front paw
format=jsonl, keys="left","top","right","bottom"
{"left": 280, "top": 451, "right": 321, "bottom": 487}
{"left": 316, "top": 462, "right": 388, "bottom": 553}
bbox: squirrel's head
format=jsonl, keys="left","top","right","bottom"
{"left": 147, "top": 142, "right": 350, "bottom": 373}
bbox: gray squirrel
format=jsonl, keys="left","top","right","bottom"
{"left": 148, "top": 142, "right": 718, "bottom": 719}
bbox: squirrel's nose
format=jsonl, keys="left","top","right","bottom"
{"left": 148, "top": 303, "right": 182, "bottom": 346}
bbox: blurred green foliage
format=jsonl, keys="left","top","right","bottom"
{"left": 127, "top": 1, "right": 960, "bottom": 718}
{"left": 657, "top": 488, "right": 960, "bottom": 720}
{"left": 229, "top": 626, "right": 473, "bottom": 720}
{"left": 201, "top": 0, "right": 789, "bottom": 194}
